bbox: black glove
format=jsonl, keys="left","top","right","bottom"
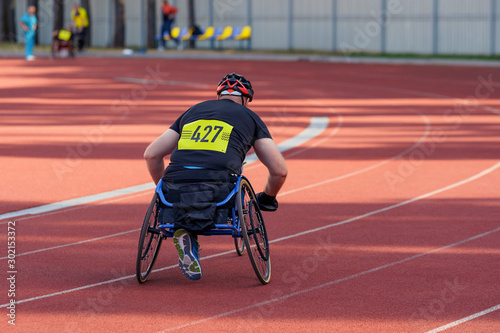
{"left": 256, "top": 192, "right": 278, "bottom": 212}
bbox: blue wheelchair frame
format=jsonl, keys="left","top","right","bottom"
{"left": 155, "top": 175, "right": 244, "bottom": 238}
{"left": 136, "top": 172, "right": 271, "bottom": 284}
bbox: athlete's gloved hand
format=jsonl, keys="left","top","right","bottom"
{"left": 256, "top": 192, "right": 278, "bottom": 212}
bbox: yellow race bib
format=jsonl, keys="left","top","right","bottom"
{"left": 178, "top": 120, "right": 233, "bottom": 153}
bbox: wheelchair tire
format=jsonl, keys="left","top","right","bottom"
{"left": 237, "top": 178, "right": 271, "bottom": 284}
{"left": 136, "top": 192, "right": 163, "bottom": 283}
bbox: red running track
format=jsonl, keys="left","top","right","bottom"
{"left": 0, "top": 56, "right": 499, "bottom": 333}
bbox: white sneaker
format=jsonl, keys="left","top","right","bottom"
{"left": 26, "top": 55, "right": 35, "bottom": 61}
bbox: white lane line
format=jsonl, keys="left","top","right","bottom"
{"left": 0, "top": 106, "right": 395, "bottom": 257}
{"left": 156, "top": 227, "right": 500, "bottom": 333}
{"left": 115, "top": 77, "right": 211, "bottom": 88}
{"left": 275, "top": 161, "right": 500, "bottom": 239}
{"left": 244, "top": 102, "right": 343, "bottom": 171}
{"left": 152, "top": 77, "right": 500, "bottom": 331}
{"left": 279, "top": 111, "right": 431, "bottom": 197}
{"left": 0, "top": 116, "right": 330, "bottom": 223}
{"left": 0, "top": 183, "right": 154, "bottom": 222}
{"left": 0, "top": 230, "right": 138, "bottom": 260}
{"left": 425, "top": 304, "right": 500, "bottom": 333}
{"left": 4, "top": 189, "right": 157, "bottom": 225}
{"left": 2, "top": 161, "right": 498, "bottom": 309}
{"left": 244, "top": 116, "right": 330, "bottom": 165}
{"left": 0, "top": 109, "right": 413, "bottom": 258}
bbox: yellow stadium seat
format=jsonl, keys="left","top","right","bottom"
{"left": 234, "top": 26, "right": 251, "bottom": 40}
{"left": 164, "top": 27, "right": 181, "bottom": 40}
{"left": 216, "top": 26, "right": 233, "bottom": 40}
{"left": 171, "top": 27, "right": 181, "bottom": 39}
{"left": 197, "top": 26, "right": 215, "bottom": 40}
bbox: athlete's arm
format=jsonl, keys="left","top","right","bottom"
{"left": 254, "top": 138, "right": 288, "bottom": 196}
{"left": 144, "top": 129, "right": 179, "bottom": 184}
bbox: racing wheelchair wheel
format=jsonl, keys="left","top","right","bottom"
{"left": 237, "top": 177, "right": 271, "bottom": 284}
{"left": 136, "top": 192, "right": 163, "bottom": 283}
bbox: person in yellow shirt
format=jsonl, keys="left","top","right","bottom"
{"left": 70, "top": 3, "right": 89, "bottom": 52}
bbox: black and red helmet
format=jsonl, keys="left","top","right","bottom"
{"left": 216, "top": 72, "right": 254, "bottom": 102}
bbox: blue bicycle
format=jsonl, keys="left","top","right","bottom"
{"left": 136, "top": 175, "right": 271, "bottom": 284}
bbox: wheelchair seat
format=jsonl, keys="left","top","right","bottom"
{"left": 156, "top": 168, "right": 239, "bottom": 233}
{"left": 158, "top": 179, "right": 237, "bottom": 232}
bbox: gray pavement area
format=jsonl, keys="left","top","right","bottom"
{"left": 2, "top": 46, "right": 500, "bottom": 67}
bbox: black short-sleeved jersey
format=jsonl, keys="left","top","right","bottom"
{"left": 166, "top": 99, "right": 272, "bottom": 175}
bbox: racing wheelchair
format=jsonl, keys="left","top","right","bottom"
{"left": 50, "top": 28, "right": 75, "bottom": 59}
{"left": 136, "top": 174, "right": 271, "bottom": 284}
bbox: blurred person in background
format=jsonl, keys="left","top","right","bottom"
{"left": 19, "top": 5, "right": 37, "bottom": 61}
{"left": 158, "top": 0, "right": 180, "bottom": 50}
{"left": 70, "top": 2, "right": 89, "bottom": 52}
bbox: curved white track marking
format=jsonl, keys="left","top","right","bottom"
{"left": 0, "top": 92, "right": 485, "bottom": 260}
{"left": 279, "top": 111, "right": 430, "bottom": 197}
{"left": 3, "top": 77, "right": 497, "bottom": 224}
{"left": 0, "top": 116, "right": 329, "bottom": 223}
{"left": 244, "top": 102, "right": 343, "bottom": 171}
{"left": 243, "top": 116, "right": 330, "bottom": 165}
{"left": 274, "top": 161, "right": 500, "bottom": 239}
{"left": 2, "top": 86, "right": 498, "bottom": 316}
{"left": 0, "top": 107, "right": 418, "bottom": 257}
{"left": 277, "top": 81, "right": 500, "bottom": 197}
{"left": 155, "top": 226, "right": 500, "bottom": 333}
{"left": 425, "top": 304, "right": 500, "bottom": 333}
{"left": 2, "top": 161, "right": 499, "bottom": 309}
{"left": 0, "top": 114, "right": 339, "bottom": 259}
{"left": 0, "top": 183, "right": 154, "bottom": 222}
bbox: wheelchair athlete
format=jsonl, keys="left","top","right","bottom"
{"left": 51, "top": 27, "right": 74, "bottom": 58}
{"left": 144, "top": 73, "right": 287, "bottom": 280}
